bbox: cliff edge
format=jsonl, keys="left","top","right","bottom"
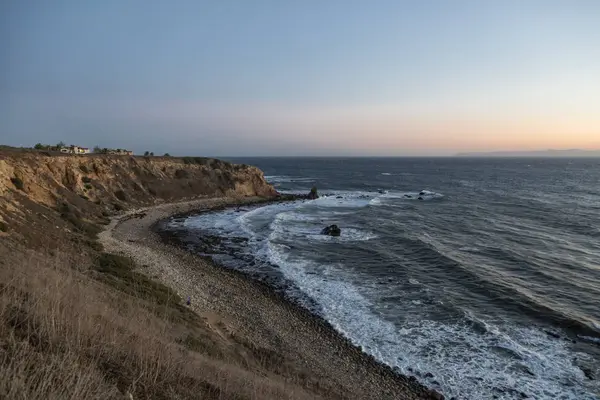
{"left": 0, "top": 151, "right": 276, "bottom": 210}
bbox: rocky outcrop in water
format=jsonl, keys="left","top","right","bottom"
{"left": 307, "top": 186, "right": 319, "bottom": 200}
{"left": 321, "top": 224, "right": 341, "bottom": 236}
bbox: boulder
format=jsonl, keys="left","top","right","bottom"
{"left": 307, "top": 186, "right": 319, "bottom": 200}
{"left": 321, "top": 224, "right": 341, "bottom": 237}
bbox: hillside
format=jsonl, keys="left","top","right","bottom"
{"left": 0, "top": 151, "right": 316, "bottom": 400}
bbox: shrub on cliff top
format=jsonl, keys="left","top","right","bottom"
{"left": 182, "top": 157, "right": 208, "bottom": 165}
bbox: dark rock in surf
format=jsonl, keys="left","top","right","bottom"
{"left": 418, "top": 197, "right": 424, "bottom": 201}
{"left": 581, "top": 366, "right": 595, "bottom": 380}
{"left": 429, "top": 390, "right": 444, "bottom": 400}
{"left": 321, "top": 224, "right": 341, "bottom": 237}
{"left": 544, "top": 330, "right": 561, "bottom": 339}
{"left": 419, "top": 191, "right": 426, "bottom": 195}
{"left": 307, "top": 186, "right": 319, "bottom": 200}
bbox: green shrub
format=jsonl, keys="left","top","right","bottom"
{"left": 182, "top": 157, "right": 208, "bottom": 165}
{"left": 176, "top": 333, "right": 223, "bottom": 358}
{"left": 79, "top": 165, "right": 89, "bottom": 174}
{"left": 60, "top": 209, "right": 102, "bottom": 238}
{"left": 84, "top": 183, "right": 92, "bottom": 190}
{"left": 174, "top": 169, "right": 189, "bottom": 179}
{"left": 0, "top": 221, "right": 7, "bottom": 232}
{"left": 95, "top": 253, "right": 181, "bottom": 306}
{"left": 10, "top": 177, "right": 24, "bottom": 191}
{"left": 81, "top": 176, "right": 92, "bottom": 183}
{"left": 85, "top": 239, "right": 104, "bottom": 252}
{"left": 114, "top": 190, "right": 127, "bottom": 201}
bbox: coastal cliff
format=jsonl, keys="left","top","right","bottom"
{"left": 0, "top": 151, "right": 276, "bottom": 211}
{"left": 0, "top": 149, "right": 277, "bottom": 252}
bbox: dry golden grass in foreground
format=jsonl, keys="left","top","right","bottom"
{"left": 0, "top": 246, "right": 329, "bottom": 400}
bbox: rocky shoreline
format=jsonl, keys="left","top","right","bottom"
{"left": 99, "top": 196, "right": 446, "bottom": 400}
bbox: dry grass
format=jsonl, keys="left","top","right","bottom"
{"left": 0, "top": 247, "right": 326, "bottom": 400}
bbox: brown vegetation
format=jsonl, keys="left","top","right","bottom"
{"left": 0, "top": 150, "right": 337, "bottom": 399}
{"left": 0, "top": 244, "right": 328, "bottom": 399}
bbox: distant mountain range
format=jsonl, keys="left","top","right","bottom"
{"left": 455, "top": 149, "right": 600, "bottom": 157}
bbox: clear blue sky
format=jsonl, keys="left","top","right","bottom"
{"left": 1, "top": 0, "right": 599, "bottom": 156}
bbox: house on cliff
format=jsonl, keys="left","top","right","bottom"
{"left": 60, "top": 145, "right": 90, "bottom": 154}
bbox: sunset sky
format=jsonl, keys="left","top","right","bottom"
{"left": 2, "top": 1, "right": 599, "bottom": 156}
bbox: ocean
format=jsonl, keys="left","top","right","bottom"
{"left": 167, "top": 157, "right": 600, "bottom": 399}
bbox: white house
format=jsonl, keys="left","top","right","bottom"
{"left": 60, "top": 145, "right": 91, "bottom": 154}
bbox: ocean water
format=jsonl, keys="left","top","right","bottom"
{"left": 168, "top": 157, "right": 600, "bottom": 399}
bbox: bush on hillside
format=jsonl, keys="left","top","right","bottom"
{"left": 10, "top": 177, "right": 24, "bottom": 191}
{"left": 182, "top": 157, "right": 208, "bottom": 165}
{"left": 174, "top": 169, "right": 190, "bottom": 179}
{"left": 95, "top": 253, "right": 182, "bottom": 306}
{"left": 114, "top": 190, "right": 127, "bottom": 201}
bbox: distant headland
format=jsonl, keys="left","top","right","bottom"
{"left": 455, "top": 149, "right": 600, "bottom": 158}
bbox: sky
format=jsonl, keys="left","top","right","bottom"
{"left": 1, "top": 0, "right": 599, "bottom": 156}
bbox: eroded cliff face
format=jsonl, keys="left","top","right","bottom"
{"left": 0, "top": 151, "right": 277, "bottom": 244}
{"left": 0, "top": 153, "right": 276, "bottom": 206}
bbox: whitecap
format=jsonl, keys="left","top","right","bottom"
{"left": 263, "top": 237, "right": 598, "bottom": 399}
{"left": 264, "top": 175, "right": 317, "bottom": 184}
{"left": 459, "top": 246, "right": 479, "bottom": 252}
{"left": 578, "top": 335, "right": 600, "bottom": 344}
